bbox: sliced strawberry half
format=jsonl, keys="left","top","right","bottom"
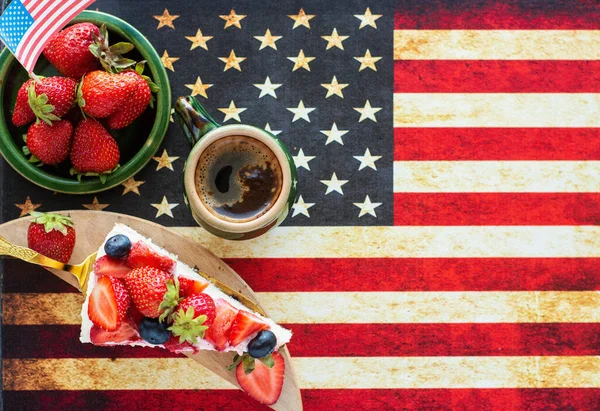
{"left": 205, "top": 298, "right": 239, "bottom": 351}
{"left": 90, "top": 318, "right": 140, "bottom": 344}
{"left": 179, "top": 276, "right": 209, "bottom": 297}
{"left": 88, "top": 276, "right": 130, "bottom": 331}
{"left": 94, "top": 255, "right": 131, "bottom": 279}
{"left": 228, "top": 310, "right": 269, "bottom": 347}
{"left": 125, "top": 241, "right": 175, "bottom": 272}
{"left": 236, "top": 351, "right": 285, "bottom": 405}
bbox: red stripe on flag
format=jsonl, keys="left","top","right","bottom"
{"left": 4, "top": 257, "right": 600, "bottom": 293}
{"left": 393, "top": 193, "right": 600, "bottom": 226}
{"left": 394, "top": 0, "right": 600, "bottom": 29}
{"left": 394, "top": 61, "right": 600, "bottom": 93}
{"left": 227, "top": 258, "right": 600, "bottom": 292}
{"left": 4, "top": 389, "right": 600, "bottom": 410}
{"left": 6, "top": 323, "right": 600, "bottom": 358}
{"left": 394, "top": 128, "right": 600, "bottom": 161}
{"left": 27, "top": 0, "right": 55, "bottom": 20}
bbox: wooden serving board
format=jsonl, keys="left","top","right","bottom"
{"left": 0, "top": 210, "right": 302, "bottom": 411}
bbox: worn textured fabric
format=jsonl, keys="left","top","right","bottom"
{"left": 1, "top": 0, "right": 600, "bottom": 410}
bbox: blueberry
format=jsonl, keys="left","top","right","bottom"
{"left": 139, "top": 317, "right": 171, "bottom": 344}
{"left": 104, "top": 234, "right": 131, "bottom": 258}
{"left": 247, "top": 330, "right": 277, "bottom": 358}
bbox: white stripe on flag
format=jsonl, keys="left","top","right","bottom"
{"left": 172, "top": 226, "right": 600, "bottom": 258}
{"left": 4, "top": 356, "right": 600, "bottom": 389}
{"left": 393, "top": 161, "right": 600, "bottom": 192}
{"left": 393, "top": 93, "right": 600, "bottom": 127}
{"left": 26, "top": 0, "right": 48, "bottom": 19}
{"left": 394, "top": 30, "right": 600, "bottom": 60}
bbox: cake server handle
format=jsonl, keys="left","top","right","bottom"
{"left": 0, "top": 235, "right": 96, "bottom": 296}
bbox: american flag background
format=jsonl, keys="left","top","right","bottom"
{"left": 1, "top": 0, "right": 600, "bottom": 409}
{"left": 0, "top": 0, "right": 96, "bottom": 73}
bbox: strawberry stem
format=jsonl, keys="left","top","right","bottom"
{"left": 89, "top": 24, "right": 136, "bottom": 74}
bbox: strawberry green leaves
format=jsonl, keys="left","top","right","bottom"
{"left": 168, "top": 306, "right": 210, "bottom": 344}
{"left": 228, "top": 352, "right": 277, "bottom": 375}
{"left": 29, "top": 211, "right": 74, "bottom": 235}
{"left": 27, "top": 82, "right": 60, "bottom": 126}
{"left": 158, "top": 278, "right": 183, "bottom": 323}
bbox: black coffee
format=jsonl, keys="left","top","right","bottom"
{"left": 195, "top": 135, "right": 283, "bottom": 222}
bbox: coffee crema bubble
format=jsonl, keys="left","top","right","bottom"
{"left": 194, "top": 135, "right": 283, "bottom": 223}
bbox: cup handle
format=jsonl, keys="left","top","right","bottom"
{"left": 174, "top": 96, "right": 220, "bottom": 147}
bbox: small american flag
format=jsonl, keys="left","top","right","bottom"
{"left": 0, "top": 0, "right": 95, "bottom": 73}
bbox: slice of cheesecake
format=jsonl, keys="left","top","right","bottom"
{"left": 80, "top": 223, "right": 291, "bottom": 404}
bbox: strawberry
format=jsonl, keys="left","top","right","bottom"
{"left": 236, "top": 351, "right": 285, "bottom": 405}
{"left": 12, "top": 77, "right": 77, "bottom": 127}
{"left": 126, "top": 241, "right": 175, "bottom": 273}
{"left": 78, "top": 70, "right": 138, "bottom": 118}
{"left": 70, "top": 118, "right": 120, "bottom": 178}
{"left": 107, "top": 68, "right": 152, "bottom": 129}
{"left": 163, "top": 335, "right": 198, "bottom": 354}
{"left": 229, "top": 310, "right": 269, "bottom": 347}
{"left": 178, "top": 276, "right": 209, "bottom": 297}
{"left": 12, "top": 79, "right": 34, "bottom": 127}
{"left": 25, "top": 119, "right": 72, "bottom": 165}
{"left": 127, "top": 304, "right": 145, "bottom": 330}
{"left": 27, "top": 212, "right": 76, "bottom": 263}
{"left": 124, "top": 267, "right": 174, "bottom": 318}
{"left": 90, "top": 317, "right": 140, "bottom": 344}
{"left": 205, "top": 298, "right": 239, "bottom": 351}
{"left": 93, "top": 255, "right": 131, "bottom": 279}
{"left": 42, "top": 22, "right": 101, "bottom": 78}
{"left": 88, "top": 276, "right": 131, "bottom": 331}
{"left": 168, "top": 293, "right": 216, "bottom": 344}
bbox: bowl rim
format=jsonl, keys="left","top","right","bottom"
{"left": 0, "top": 10, "right": 171, "bottom": 194}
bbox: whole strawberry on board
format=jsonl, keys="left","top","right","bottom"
{"left": 12, "top": 77, "right": 77, "bottom": 127}
{"left": 23, "top": 119, "right": 73, "bottom": 165}
{"left": 69, "top": 118, "right": 120, "bottom": 183}
{"left": 107, "top": 62, "right": 159, "bottom": 129}
{"left": 42, "top": 22, "right": 101, "bottom": 78}
{"left": 27, "top": 212, "right": 76, "bottom": 263}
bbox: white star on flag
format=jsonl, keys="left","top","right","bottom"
{"left": 354, "top": 148, "right": 382, "bottom": 170}
{"left": 218, "top": 100, "right": 247, "bottom": 122}
{"left": 353, "top": 195, "right": 381, "bottom": 217}
{"left": 293, "top": 149, "right": 315, "bottom": 171}
{"left": 151, "top": 196, "right": 179, "bottom": 218}
{"left": 354, "top": 7, "right": 382, "bottom": 29}
{"left": 354, "top": 100, "right": 382, "bottom": 122}
{"left": 264, "top": 123, "right": 282, "bottom": 136}
{"left": 254, "top": 76, "right": 282, "bottom": 98}
{"left": 292, "top": 195, "right": 314, "bottom": 217}
{"left": 287, "top": 100, "right": 316, "bottom": 122}
{"left": 320, "top": 172, "right": 348, "bottom": 195}
{"left": 320, "top": 122, "right": 349, "bottom": 145}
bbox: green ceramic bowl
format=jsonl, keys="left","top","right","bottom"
{"left": 0, "top": 11, "right": 170, "bottom": 194}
